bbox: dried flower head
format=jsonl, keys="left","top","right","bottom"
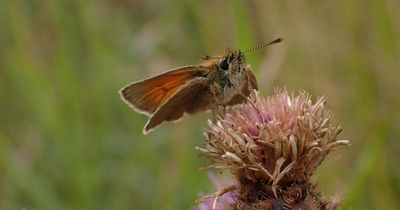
{"left": 197, "top": 89, "right": 348, "bottom": 210}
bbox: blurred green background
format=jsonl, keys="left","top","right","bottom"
{"left": 1, "top": 0, "right": 399, "bottom": 209}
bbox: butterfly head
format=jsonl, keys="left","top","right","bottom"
{"left": 216, "top": 49, "right": 246, "bottom": 75}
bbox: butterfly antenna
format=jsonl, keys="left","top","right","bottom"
{"left": 244, "top": 37, "right": 283, "bottom": 53}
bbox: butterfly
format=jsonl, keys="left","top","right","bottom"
{"left": 120, "top": 38, "right": 283, "bottom": 134}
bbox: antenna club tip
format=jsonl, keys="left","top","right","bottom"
{"left": 269, "top": 37, "right": 283, "bottom": 45}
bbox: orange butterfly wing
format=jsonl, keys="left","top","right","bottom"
{"left": 120, "top": 66, "right": 209, "bottom": 115}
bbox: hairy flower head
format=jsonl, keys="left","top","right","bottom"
{"left": 197, "top": 89, "right": 348, "bottom": 209}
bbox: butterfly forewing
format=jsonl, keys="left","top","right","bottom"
{"left": 120, "top": 66, "right": 208, "bottom": 115}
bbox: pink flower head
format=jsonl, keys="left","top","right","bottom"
{"left": 197, "top": 89, "right": 348, "bottom": 209}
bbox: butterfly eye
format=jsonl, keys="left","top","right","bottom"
{"left": 218, "top": 58, "right": 229, "bottom": 70}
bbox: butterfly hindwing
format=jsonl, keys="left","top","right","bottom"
{"left": 144, "top": 77, "right": 210, "bottom": 133}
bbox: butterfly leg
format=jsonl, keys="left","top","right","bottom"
{"left": 208, "top": 84, "right": 223, "bottom": 122}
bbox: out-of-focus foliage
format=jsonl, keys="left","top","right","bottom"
{"left": 0, "top": 0, "right": 399, "bottom": 209}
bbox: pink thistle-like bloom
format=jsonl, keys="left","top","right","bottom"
{"left": 197, "top": 89, "right": 348, "bottom": 210}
